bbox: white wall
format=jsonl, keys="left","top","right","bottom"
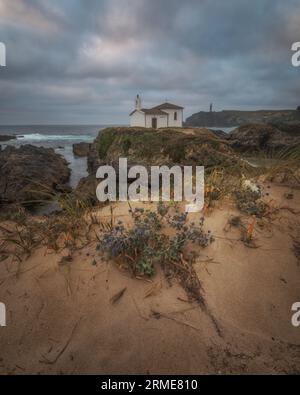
{"left": 145, "top": 114, "right": 168, "bottom": 128}
{"left": 163, "top": 109, "right": 183, "bottom": 127}
{"left": 130, "top": 111, "right": 146, "bottom": 127}
{"left": 130, "top": 109, "right": 183, "bottom": 128}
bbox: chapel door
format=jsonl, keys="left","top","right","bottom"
{"left": 152, "top": 118, "right": 157, "bottom": 129}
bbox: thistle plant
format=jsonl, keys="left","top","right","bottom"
{"left": 98, "top": 205, "right": 214, "bottom": 301}
{"left": 234, "top": 187, "right": 267, "bottom": 217}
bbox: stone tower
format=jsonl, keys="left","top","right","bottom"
{"left": 135, "top": 94, "right": 142, "bottom": 110}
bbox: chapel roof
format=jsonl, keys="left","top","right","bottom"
{"left": 129, "top": 102, "right": 183, "bottom": 117}
{"left": 152, "top": 102, "right": 184, "bottom": 110}
{"left": 129, "top": 108, "right": 168, "bottom": 116}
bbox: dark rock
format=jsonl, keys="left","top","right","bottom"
{"left": 0, "top": 145, "right": 70, "bottom": 206}
{"left": 75, "top": 174, "right": 98, "bottom": 205}
{"left": 209, "top": 129, "right": 229, "bottom": 139}
{"left": 73, "top": 142, "right": 91, "bottom": 157}
{"left": 270, "top": 122, "right": 300, "bottom": 137}
{"left": 56, "top": 184, "right": 72, "bottom": 194}
{"left": 228, "top": 123, "right": 300, "bottom": 154}
{"left": 0, "top": 135, "right": 17, "bottom": 142}
{"left": 87, "top": 142, "right": 102, "bottom": 174}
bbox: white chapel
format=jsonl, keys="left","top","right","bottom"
{"left": 130, "top": 95, "right": 184, "bottom": 128}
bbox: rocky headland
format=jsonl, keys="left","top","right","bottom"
{"left": 185, "top": 109, "right": 300, "bottom": 127}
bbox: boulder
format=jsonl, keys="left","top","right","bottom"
{"left": 0, "top": 145, "right": 70, "bottom": 206}
{"left": 75, "top": 175, "right": 99, "bottom": 205}
{"left": 72, "top": 142, "right": 91, "bottom": 157}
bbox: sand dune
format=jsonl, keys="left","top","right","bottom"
{"left": 0, "top": 183, "right": 299, "bottom": 374}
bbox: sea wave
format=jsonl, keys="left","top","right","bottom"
{"left": 16, "top": 133, "right": 93, "bottom": 141}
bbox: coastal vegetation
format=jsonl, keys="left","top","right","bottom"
{"left": 1, "top": 126, "right": 299, "bottom": 284}
{"left": 99, "top": 204, "right": 213, "bottom": 301}
{"left": 0, "top": 125, "right": 299, "bottom": 373}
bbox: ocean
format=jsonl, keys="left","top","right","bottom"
{"left": 0, "top": 125, "right": 111, "bottom": 188}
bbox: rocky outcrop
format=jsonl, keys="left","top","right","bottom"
{"left": 75, "top": 127, "right": 245, "bottom": 204}
{"left": 0, "top": 135, "right": 17, "bottom": 142}
{"left": 185, "top": 110, "right": 300, "bottom": 128}
{"left": 209, "top": 129, "right": 228, "bottom": 139}
{"left": 72, "top": 142, "right": 91, "bottom": 157}
{"left": 271, "top": 122, "right": 300, "bottom": 137}
{"left": 90, "top": 127, "right": 241, "bottom": 171}
{"left": 0, "top": 145, "right": 70, "bottom": 206}
{"left": 228, "top": 123, "right": 300, "bottom": 154}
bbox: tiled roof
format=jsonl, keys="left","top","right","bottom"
{"left": 141, "top": 108, "right": 168, "bottom": 115}
{"left": 152, "top": 102, "right": 184, "bottom": 110}
{"left": 130, "top": 102, "right": 183, "bottom": 116}
{"left": 130, "top": 108, "right": 168, "bottom": 116}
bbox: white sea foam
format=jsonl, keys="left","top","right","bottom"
{"left": 17, "top": 133, "right": 93, "bottom": 141}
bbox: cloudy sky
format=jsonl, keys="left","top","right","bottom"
{"left": 0, "top": 0, "right": 299, "bottom": 125}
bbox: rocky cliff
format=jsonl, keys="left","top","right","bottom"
{"left": 185, "top": 109, "right": 300, "bottom": 127}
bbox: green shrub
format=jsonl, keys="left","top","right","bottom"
{"left": 121, "top": 137, "right": 132, "bottom": 155}
{"left": 98, "top": 129, "right": 118, "bottom": 159}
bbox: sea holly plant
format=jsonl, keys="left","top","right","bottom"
{"left": 234, "top": 187, "right": 267, "bottom": 218}
{"left": 98, "top": 204, "right": 214, "bottom": 301}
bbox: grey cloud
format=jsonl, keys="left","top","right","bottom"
{"left": 0, "top": 0, "right": 299, "bottom": 124}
